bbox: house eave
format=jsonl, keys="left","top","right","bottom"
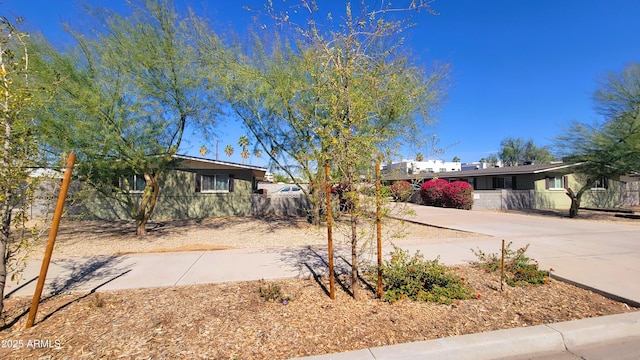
{"left": 173, "top": 154, "right": 267, "bottom": 181}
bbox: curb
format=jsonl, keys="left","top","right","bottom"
{"left": 292, "top": 311, "right": 640, "bottom": 360}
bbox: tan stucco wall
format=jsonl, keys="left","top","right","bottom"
{"left": 533, "top": 177, "right": 571, "bottom": 209}
{"left": 80, "top": 169, "right": 255, "bottom": 220}
{"left": 534, "top": 174, "right": 632, "bottom": 209}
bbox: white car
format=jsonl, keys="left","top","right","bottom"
{"left": 275, "top": 185, "right": 302, "bottom": 195}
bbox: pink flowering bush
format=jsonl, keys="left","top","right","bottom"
{"left": 390, "top": 180, "right": 413, "bottom": 202}
{"left": 420, "top": 179, "right": 474, "bottom": 209}
{"left": 443, "top": 181, "right": 474, "bottom": 210}
{"left": 419, "top": 179, "right": 449, "bottom": 207}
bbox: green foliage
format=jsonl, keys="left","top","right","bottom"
{"left": 210, "top": 2, "right": 448, "bottom": 299}
{"left": 35, "top": 0, "right": 222, "bottom": 234}
{"left": 499, "top": 137, "right": 554, "bottom": 166}
{"left": 380, "top": 247, "right": 472, "bottom": 304}
{"left": 555, "top": 62, "right": 640, "bottom": 217}
{"left": 0, "top": 17, "right": 56, "bottom": 313}
{"left": 380, "top": 185, "right": 392, "bottom": 198}
{"left": 471, "top": 242, "right": 552, "bottom": 286}
{"left": 258, "top": 281, "right": 291, "bottom": 303}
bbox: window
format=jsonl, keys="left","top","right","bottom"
{"left": 505, "top": 178, "right": 514, "bottom": 190}
{"left": 492, "top": 177, "right": 505, "bottom": 189}
{"left": 202, "top": 174, "right": 229, "bottom": 192}
{"left": 592, "top": 177, "right": 609, "bottom": 190}
{"left": 439, "top": 168, "right": 447, "bottom": 172}
{"left": 545, "top": 176, "right": 568, "bottom": 190}
{"left": 195, "top": 173, "right": 234, "bottom": 193}
{"left": 122, "top": 174, "right": 146, "bottom": 192}
{"left": 490, "top": 176, "right": 515, "bottom": 190}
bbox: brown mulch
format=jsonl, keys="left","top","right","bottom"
{"left": 1, "top": 213, "right": 638, "bottom": 358}
{"left": 1, "top": 265, "right": 636, "bottom": 359}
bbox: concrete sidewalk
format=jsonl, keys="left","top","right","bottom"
{"left": 5, "top": 204, "right": 640, "bottom": 359}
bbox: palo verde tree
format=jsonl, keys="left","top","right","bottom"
{"left": 37, "top": 0, "right": 222, "bottom": 235}
{"left": 556, "top": 62, "right": 640, "bottom": 217}
{"left": 0, "top": 17, "right": 49, "bottom": 313}
{"left": 209, "top": 0, "right": 448, "bottom": 299}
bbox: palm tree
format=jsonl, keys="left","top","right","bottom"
{"left": 238, "top": 135, "right": 250, "bottom": 164}
{"left": 238, "top": 135, "right": 250, "bottom": 149}
{"left": 415, "top": 152, "right": 424, "bottom": 161}
{"left": 241, "top": 148, "right": 250, "bottom": 164}
{"left": 452, "top": 156, "right": 461, "bottom": 162}
{"left": 199, "top": 145, "right": 209, "bottom": 157}
{"left": 224, "top": 144, "right": 234, "bottom": 160}
{"left": 254, "top": 149, "right": 262, "bottom": 165}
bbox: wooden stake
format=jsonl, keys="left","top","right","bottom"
{"left": 26, "top": 153, "right": 76, "bottom": 328}
{"left": 500, "top": 239, "right": 505, "bottom": 292}
{"left": 376, "top": 161, "right": 383, "bottom": 298}
{"left": 324, "top": 161, "right": 335, "bottom": 300}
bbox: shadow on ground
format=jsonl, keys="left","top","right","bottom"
{"left": 1, "top": 255, "right": 132, "bottom": 330}
{"left": 277, "top": 245, "right": 379, "bottom": 299}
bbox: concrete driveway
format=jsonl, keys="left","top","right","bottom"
{"left": 392, "top": 204, "right": 640, "bottom": 307}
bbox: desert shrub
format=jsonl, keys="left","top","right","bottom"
{"left": 420, "top": 178, "right": 448, "bottom": 206}
{"left": 390, "top": 180, "right": 413, "bottom": 202}
{"left": 381, "top": 246, "right": 472, "bottom": 304}
{"left": 258, "top": 281, "right": 291, "bottom": 303}
{"left": 380, "top": 185, "right": 391, "bottom": 198}
{"left": 443, "top": 181, "right": 474, "bottom": 209}
{"left": 471, "top": 242, "right": 552, "bottom": 286}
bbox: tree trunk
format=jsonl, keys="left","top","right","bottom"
{"left": 350, "top": 210, "right": 360, "bottom": 300}
{"left": 135, "top": 173, "right": 161, "bottom": 236}
{"left": 566, "top": 180, "right": 595, "bottom": 218}
{"left": 566, "top": 187, "right": 582, "bottom": 218}
{"left": 0, "top": 200, "right": 11, "bottom": 314}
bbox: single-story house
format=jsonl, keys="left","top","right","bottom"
{"left": 80, "top": 154, "right": 267, "bottom": 220}
{"left": 384, "top": 163, "right": 640, "bottom": 210}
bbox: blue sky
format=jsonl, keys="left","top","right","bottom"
{"left": 3, "top": 0, "right": 639, "bottom": 165}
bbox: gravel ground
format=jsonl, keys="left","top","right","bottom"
{"left": 2, "top": 213, "right": 637, "bottom": 359}
{"left": 33, "top": 216, "right": 480, "bottom": 259}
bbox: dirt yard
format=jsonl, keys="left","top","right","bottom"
{"left": 0, "top": 214, "right": 637, "bottom": 359}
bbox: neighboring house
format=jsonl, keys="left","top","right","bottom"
{"left": 384, "top": 163, "right": 640, "bottom": 210}
{"left": 81, "top": 154, "right": 267, "bottom": 220}
{"left": 460, "top": 160, "right": 504, "bottom": 171}
{"left": 383, "top": 159, "right": 461, "bottom": 175}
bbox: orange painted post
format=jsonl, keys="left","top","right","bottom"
{"left": 325, "top": 161, "right": 335, "bottom": 300}
{"left": 26, "top": 153, "right": 76, "bottom": 328}
{"left": 376, "top": 161, "right": 383, "bottom": 298}
{"left": 500, "top": 239, "right": 505, "bottom": 292}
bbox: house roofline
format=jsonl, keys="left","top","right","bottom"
{"left": 382, "top": 162, "right": 584, "bottom": 181}
{"left": 174, "top": 154, "right": 267, "bottom": 172}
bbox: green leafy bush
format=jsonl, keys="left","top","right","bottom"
{"left": 381, "top": 246, "right": 472, "bottom": 304}
{"left": 390, "top": 180, "right": 413, "bottom": 202}
{"left": 471, "top": 242, "right": 552, "bottom": 286}
{"left": 258, "top": 281, "right": 291, "bottom": 303}
{"left": 380, "top": 185, "right": 391, "bottom": 198}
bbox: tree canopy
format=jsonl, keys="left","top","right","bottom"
{"left": 556, "top": 62, "right": 640, "bottom": 217}
{"left": 201, "top": 0, "right": 448, "bottom": 299}
{"left": 0, "top": 16, "right": 51, "bottom": 313}
{"left": 36, "top": 0, "right": 222, "bottom": 235}
{"left": 498, "top": 137, "right": 554, "bottom": 166}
